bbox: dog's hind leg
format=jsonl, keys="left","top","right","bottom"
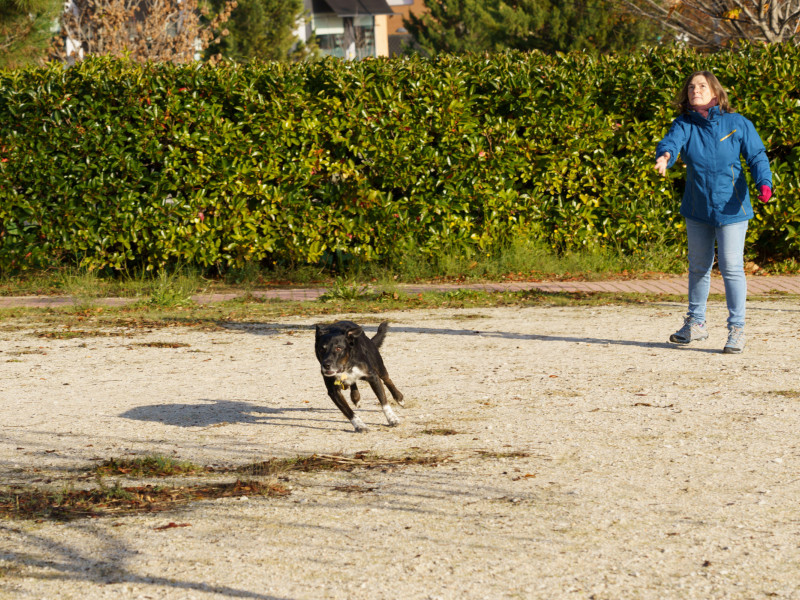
{"left": 366, "top": 376, "right": 400, "bottom": 427}
{"left": 380, "top": 370, "right": 405, "bottom": 407}
{"left": 350, "top": 383, "right": 361, "bottom": 406}
{"left": 325, "top": 379, "right": 368, "bottom": 432}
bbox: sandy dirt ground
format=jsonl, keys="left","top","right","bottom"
{"left": 1, "top": 299, "right": 800, "bottom": 600}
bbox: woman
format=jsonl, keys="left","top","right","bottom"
{"left": 654, "top": 70, "right": 772, "bottom": 354}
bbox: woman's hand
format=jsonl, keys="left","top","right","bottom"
{"left": 654, "top": 153, "right": 671, "bottom": 176}
{"left": 757, "top": 185, "right": 772, "bottom": 203}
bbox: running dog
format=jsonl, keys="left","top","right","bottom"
{"left": 314, "top": 320, "right": 404, "bottom": 432}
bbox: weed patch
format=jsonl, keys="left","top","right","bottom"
{"left": 133, "top": 342, "right": 191, "bottom": 349}
{"left": 0, "top": 480, "right": 288, "bottom": 521}
{"left": 317, "top": 278, "right": 374, "bottom": 302}
{"left": 1, "top": 452, "right": 450, "bottom": 522}
{"left": 421, "top": 428, "right": 460, "bottom": 436}
{"left": 449, "top": 313, "right": 489, "bottom": 321}
{"left": 0, "top": 562, "right": 24, "bottom": 579}
{"left": 96, "top": 455, "right": 207, "bottom": 477}
{"left": 333, "top": 485, "right": 377, "bottom": 494}
{"left": 34, "top": 329, "right": 129, "bottom": 339}
{"left": 768, "top": 390, "right": 800, "bottom": 399}
{"left": 475, "top": 450, "right": 530, "bottom": 459}
{"left": 236, "top": 451, "right": 448, "bottom": 477}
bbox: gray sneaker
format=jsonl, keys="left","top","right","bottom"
{"left": 723, "top": 325, "right": 745, "bottom": 354}
{"left": 669, "top": 317, "right": 709, "bottom": 344}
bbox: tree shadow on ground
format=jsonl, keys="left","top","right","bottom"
{"left": 1, "top": 526, "right": 291, "bottom": 599}
{"left": 220, "top": 322, "right": 722, "bottom": 353}
{"left": 119, "top": 399, "right": 342, "bottom": 430}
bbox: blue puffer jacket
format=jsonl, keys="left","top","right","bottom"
{"left": 656, "top": 106, "right": 772, "bottom": 226}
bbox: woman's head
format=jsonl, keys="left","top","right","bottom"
{"left": 676, "top": 71, "right": 732, "bottom": 114}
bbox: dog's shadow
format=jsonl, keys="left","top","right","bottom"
{"left": 120, "top": 399, "right": 338, "bottom": 429}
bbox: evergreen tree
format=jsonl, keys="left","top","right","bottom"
{"left": 206, "top": 0, "right": 304, "bottom": 62}
{"left": 404, "top": 0, "right": 662, "bottom": 55}
{"left": 0, "top": 0, "right": 60, "bottom": 68}
{"left": 539, "top": 0, "right": 661, "bottom": 53}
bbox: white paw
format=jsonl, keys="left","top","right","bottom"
{"left": 382, "top": 405, "right": 400, "bottom": 427}
{"left": 350, "top": 416, "right": 368, "bottom": 433}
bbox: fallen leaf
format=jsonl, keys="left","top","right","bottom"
{"left": 154, "top": 522, "right": 191, "bottom": 531}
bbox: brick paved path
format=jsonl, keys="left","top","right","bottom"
{"left": 1, "top": 275, "right": 799, "bottom": 308}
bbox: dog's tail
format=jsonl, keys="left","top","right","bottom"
{"left": 371, "top": 321, "right": 389, "bottom": 348}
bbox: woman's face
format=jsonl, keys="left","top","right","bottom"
{"left": 688, "top": 75, "right": 715, "bottom": 106}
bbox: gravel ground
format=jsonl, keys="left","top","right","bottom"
{"left": 1, "top": 299, "right": 800, "bottom": 600}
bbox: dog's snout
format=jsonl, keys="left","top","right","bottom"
{"left": 321, "top": 357, "right": 337, "bottom": 376}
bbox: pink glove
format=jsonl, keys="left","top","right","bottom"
{"left": 758, "top": 185, "right": 772, "bottom": 203}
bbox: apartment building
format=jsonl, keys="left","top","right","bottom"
{"left": 295, "top": 0, "right": 426, "bottom": 58}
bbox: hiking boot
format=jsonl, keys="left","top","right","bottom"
{"left": 723, "top": 325, "right": 745, "bottom": 354}
{"left": 669, "top": 317, "right": 708, "bottom": 344}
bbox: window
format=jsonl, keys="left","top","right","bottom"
{"left": 314, "top": 15, "right": 376, "bottom": 59}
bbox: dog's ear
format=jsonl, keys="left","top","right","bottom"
{"left": 315, "top": 324, "right": 325, "bottom": 338}
{"left": 346, "top": 326, "right": 364, "bottom": 342}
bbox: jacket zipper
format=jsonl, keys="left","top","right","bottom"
{"left": 731, "top": 165, "right": 746, "bottom": 215}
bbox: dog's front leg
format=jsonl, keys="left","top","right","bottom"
{"left": 325, "top": 378, "right": 368, "bottom": 432}
{"left": 366, "top": 376, "right": 400, "bottom": 427}
{"left": 350, "top": 383, "right": 361, "bottom": 406}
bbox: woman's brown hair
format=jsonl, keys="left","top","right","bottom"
{"left": 675, "top": 70, "right": 733, "bottom": 114}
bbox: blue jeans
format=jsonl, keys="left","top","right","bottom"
{"left": 685, "top": 218, "right": 748, "bottom": 328}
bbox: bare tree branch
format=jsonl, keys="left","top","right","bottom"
{"left": 621, "top": 0, "right": 800, "bottom": 48}
{"left": 50, "top": 0, "right": 237, "bottom": 63}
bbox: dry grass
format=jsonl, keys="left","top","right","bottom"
{"left": 421, "top": 428, "right": 461, "bottom": 436}
{"left": 96, "top": 455, "right": 208, "bottom": 477}
{"left": 1, "top": 452, "right": 451, "bottom": 522}
{"left": 0, "top": 480, "right": 288, "bottom": 522}
{"left": 235, "top": 451, "right": 449, "bottom": 477}
{"left": 768, "top": 390, "right": 800, "bottom": 399}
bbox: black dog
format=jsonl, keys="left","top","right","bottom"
{"left": 314, "top": 320, "right": 404, "bottom": 432}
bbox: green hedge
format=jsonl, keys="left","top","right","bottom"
{"left": 1, "top": 44, "right": 799, "bottom": 272}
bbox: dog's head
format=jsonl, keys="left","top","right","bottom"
{"left": 315, "top": 323, "right": 364, "bottom": 377}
